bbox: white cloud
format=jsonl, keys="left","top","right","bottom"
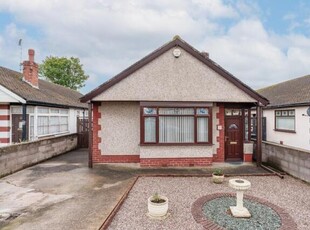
{"left": 0, "top": 0, "right": 310, "bottom": 94}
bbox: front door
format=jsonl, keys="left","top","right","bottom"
{"left": 225, "top": 117, "right": 243, "bottom": 161}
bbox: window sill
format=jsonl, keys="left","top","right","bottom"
{"left": 274, "top": 129, "right": 296, "bottom": 133}
{"left": 140, "top": 143, "right": 213, "bottom": 146}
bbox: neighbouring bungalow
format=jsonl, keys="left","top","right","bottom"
{"left": 0, "top": 49, "right": 87, "bottom": 147}
{"left": 81, "top": 37, "right": 268, "bottom": 167}
{"left": 257, "top": 75, "right": 310, "bottom": 151}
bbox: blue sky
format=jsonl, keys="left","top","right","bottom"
{"left": 1, "top": 0, "right": 310, "bottom": 94}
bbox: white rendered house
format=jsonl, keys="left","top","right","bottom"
{"left": 0, "top": 49, "right": 87, "bottom": 147}
{"left": 258, "top": 75, "right": 310, "bottom": 151}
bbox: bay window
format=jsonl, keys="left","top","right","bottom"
{"left": 141, "top": 106, "right": 212, "bottom": 144}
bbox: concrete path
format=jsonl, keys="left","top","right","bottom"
{"left": 0, "top": 149, "right": 135, "bottom": 230}
{"left": 0, "top": 149, "right": 268, "bottom": 230}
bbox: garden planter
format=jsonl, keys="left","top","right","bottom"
{"left": 147, "top": 195, "right": 168, "bottom": 218}
{"left": 212, "top": 173, "right": 225, "bottom": 184}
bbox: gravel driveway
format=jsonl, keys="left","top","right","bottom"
{"left": 108, "top": 176, "right": 310, "bottom": 230}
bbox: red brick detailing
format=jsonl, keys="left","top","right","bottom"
{"left": 93, "top": 155, "right": 140, "bottom": 163}
{"left": 0, "top": 127, "right": 9, "bottom": 132}
{"left": 140, "top": 157, "right": 213, "bottom": 167}
{"left": 0, "top": 138, "right": 9, "bottom": 143}
{"left": 0, "top": 105, "right": 9, "bottom": 109}
{"left": 91, "top": 103, "right": 140, "bottom": 164}
{"left": 213, "top": 105, "right": 225, "bottom": 162}
{"left": 244, "top": 153, "right": 253, "bottom": 162}
{"left": 23, "top": 49, "right": 39, "bottom": 88}
{"left": 0, "top": 115, "right": 10, "bottom": 120}
{"left": 92, "top": 102, "right": 102, "bottom": 163}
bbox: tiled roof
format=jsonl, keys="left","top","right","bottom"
{"left": 0, "top": 66, "right": 87, "bottom": 109}
{"left": 257, "top": 75, "right": 310, "bottom": 108}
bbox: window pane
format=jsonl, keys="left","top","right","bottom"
{"left": 282, "top": 111, "right": 288, "bottom": 116}
{"left": 197, "top": 117, "right": 208, "bottom": 142}
{"left": 38, "top": 107, "right": 49, "bottom": 114}
{"left": 275, "top": 111, "right": 281, "bottom": 116}
{"left": 11, "top": 106, "right": 22, "bottom": 114}
{"left": 51, "top": 109, "right": 59, "bottom": 114}
{"left": 232, "top": 109, "right": 241, "bottom": 116}
{"left": 276, "top": 117, "right": 295, "bottom": 130}
{"left": 225, "top": 109, "right": 232, "bottom": 116}
{"left": 60, "top": 117, "right": 68, "bottom": 132}
{"left": 144, "top": 117, "right": 156, "bottom": 142}
{"left": 196, "top": 108, "right": 208, "bottom": 115}
{"left": 38, "top": 116, "right": 49, "bottom": 135}
{"left": 50, "top": 116, "right": 59, "bottom": 133}
{"left": 289, "top": 110, "right": 295, "bottom": 116}
{"left": 159, "top": 116, "right": 194, "bottom": 143}
{"left": 244, "top": 114, "right": 249, "bottom": 141}
{"left": 30, "top": 116, "right": 34, "bottom": 140}
{"left": 144, "top": 107, "right": 157, "bottom": 115}
{"left": 159, "top": 108, "right": 194, "bottom": 115}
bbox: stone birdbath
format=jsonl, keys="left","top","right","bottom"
{"left": 229, "top": 178, "right": 251, "bottom": 218}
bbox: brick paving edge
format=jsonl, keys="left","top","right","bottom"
{"left": 191, "top": 192, "right": 297, "bottom": 230}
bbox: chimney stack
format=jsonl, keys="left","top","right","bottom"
{"left": 23, "top": 49, "right": 39, "bottom": 88}
{"left": 201, "top": 51, "right": 209, "bottom": 59}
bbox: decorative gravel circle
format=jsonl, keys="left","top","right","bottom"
{"left": 203, "top": 197, "right": 280, "bottom": 229}
{"left": 191, "top": 193, "right": 297, "bottom": 230}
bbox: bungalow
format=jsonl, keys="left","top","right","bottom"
{"left": 0, "top": 49, "right": 87, "bottom": 147}
{"left": 81, "top": 37, "right": 268, "bottom": 167}
{"left": 257, "top": 75, "right": 310, "bottom": 151}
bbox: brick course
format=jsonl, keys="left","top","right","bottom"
{"left": 93, "top": 155, "right": 140, "bottom": 163}
{"left": 140, "top": 157, "right": 213, "bottom": 167}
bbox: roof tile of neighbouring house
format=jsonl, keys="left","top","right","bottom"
{"left": 81, "top": 36, "right": 269, "bottom": 106}
{"left": 257, "top": 75, "right": 310, "bottom": 108}
{"left": 0, "top": 66, "right": 87, "bottom": 108}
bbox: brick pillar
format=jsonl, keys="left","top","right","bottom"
{"left": 214, "top": 104, "right": 225, "bottom": 162}
{"left": 92, "top": 102, "right": 102, "bottom": 163}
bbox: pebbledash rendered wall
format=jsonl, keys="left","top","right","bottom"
{"left": 91, "top": 46, "right": 256, "bottom": 167}
{"left": 0, "top": 134, "right": 77, "bottom": 177}
{"left": 93, "top": 101, "right": 224, "bottom": 166}
{"left": 262, "top": 141, "right": 310, "bottom": 183}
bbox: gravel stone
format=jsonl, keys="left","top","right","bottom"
{"left": 108, "top": 176, "right": 310, "bottom": 230}
{"left": 203, "top": 197, "right": 281, "bottom": 230}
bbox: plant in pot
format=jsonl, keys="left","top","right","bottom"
{"left": 147, "top": 192, "right": 169, "bottom": 218}
{"left": 212, "top": 168, "right": 224, "bottom": 184}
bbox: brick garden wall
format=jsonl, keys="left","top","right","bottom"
{"left": 0, "top": 134, "right": 77, "bottom": 177}
{"left": 262, "top": 141, "right": 310, "bottom": 183}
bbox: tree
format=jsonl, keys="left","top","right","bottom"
{"left": 39, "top": 56, "right": 89, "bottom": 90}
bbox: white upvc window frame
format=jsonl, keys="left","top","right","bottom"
{"left": 36, "top": 107, "right": 69, "bottom": 138}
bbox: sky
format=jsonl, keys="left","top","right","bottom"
{"left": 1, "top": 0, "right": 310, "bottom": 94}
